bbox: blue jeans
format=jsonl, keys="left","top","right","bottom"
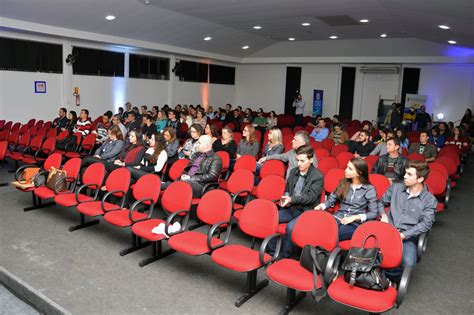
{"left": 337, "top": 222, "right": 358, "bottom": 241}
{"left": 384, "top": 239, "right": 417, "bottom": 282}
{"left": 267, "top": 207, "right": 302, "bottom": 258}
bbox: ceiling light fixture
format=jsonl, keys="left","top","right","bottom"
{"left": 253, "top": 26, "right": 262, "bottom": 30}
{"left": 302, "top": 22, "right": 310, "bottom": 26}
{"left": 359, "top": 19, "right": 369, "bottom": 23}
{"left": 438, "top": 25, "right": 450, "bottom": 30}
{"left": 288, "top": 37, "right": 295, "bottom": 41}
{"left": 204, "top": 36, "right": 212, "bottom": 41}
{"left": 380, "top": 33, "right": 387, "bottom": 38}
{"left": 242, "top": 45, "right": 250, "bottom": 49}
{"left": 448, "top": 40, "right": 457, "bottom": 44}
{"left": 105, "top": 15, "right": 116, "bottom": 21}
{"left": 329, "top": 35, "right": 338, "bottom": 39}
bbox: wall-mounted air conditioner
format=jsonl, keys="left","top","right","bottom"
{"left": 360, "top": 65, "right": 400, "bottom": 74}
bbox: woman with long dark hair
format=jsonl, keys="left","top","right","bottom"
{"left": 129, "top": 132, "right": 168, "bottom": 182}
{"left": 62, "top": 110, "right": 77, "bottom": 133}
{"left": 105, "top": 130, "right": 146, "bottom": 172}
{"left": 237, "top": 125, "right": 259, "bottom": 158}
{"left": 314, "top": 158, "right": 378, "bottom": 240}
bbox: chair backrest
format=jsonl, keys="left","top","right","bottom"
{"left": 0, "top": 141, "right": 7, "bottom": 160}
{"left": 197, "top": 190, "right": 232, "bottom": 225}
{"left": 168, "top": 159, "right": 190, "bottom": 181}
{"left": 425, "top": 170, "right": 447, "bottom": 195}
{"left": 364, "top": 155, "right": 379, "bottom": 171}
{"left": 281, "top": 127, "right": 293, "bottom": 136}
{"left": 256, "top": 175, "right": 286, "bottom": 201}
{"left": 3, "top": 121, "right": 13, "bottom": 130}
{"left": 34, "top": 120, "right": 44, "bottom": 129}
{"left": 226, "top": 169, "right": 254, "bottom": 195}
{"left": 57, "top": 130, "right": 69, "bottom": 141}
{"left": 368, "top": 174, "right": 390, "bottom": 199}
{"left": 234, "top": 155, "right": 257, "bottom": 173}
{"left": 260, "top": 160, "right": 285, "bottom": 178}
{"left": 435, "top": 156, "right": 457, "bottom": 176}
{"left": 292, "top": 211, "right": 339, "bottom": 251}
{"left": 429, "top": 162, "right": 449, "bottom": 179}
{"left": 105, "top": 167, "right": 131, "bottom": 195}
{"left": 82, "top": 163, "right": 106, "bottom": 187}
{"left": 19, "top": 124, "right": 29, "bottom": 135}
{"left": 29, "top": 134, "right": 44, "bottom": 151}
{"left": 324, "top": 168, "right": 345, "bottom": 194}
{"left": 331, "top": 144, "right": 349, "bottom": 157}
{"left": 336, "top": 151, "right": 355, "bottom": 169}
{"left": 162, "top": 181, "right": 193, "bottom": 213}
{"left": 11, "top": 122, "right": 21, "bottom": 132}
{"left": 438, "top": 150, "right": 460, "bottom": 167}
{"left": 132, "top": 174, "right": 161, "bottom": 205}
{"left": 17, "top": 132, "right": 32, "bottom": 147}
{"left": 36, "top": 127, "right": 48, "bottom": 139}
{"left": 351, "top": 221, "right": 403, "bottom": 269}
{"left": 317, "top": 156, "right": 339, "bottom": 175}
{"left": 239, "top": 199, "right": 278, "bottom": 239}
{"left": 407, "top": 153, "right": 426, "bottom": 162}
{"left": 80, "top": 133, "right": 96, "bottom": 150}
{"left": 314, "top": 148, "right": 330, "bottom": 161}
{"left": 7, "top": 129, "right": 20, "bottom": 145}
{"left": 43, "top": 153, "right": 62, "bottom": 171}
{"left": 27, "top": 119, "right": 36, "bottom": 128}
{"left": 62, "top": 158, "right": 82, "bottom": 181}
{"left": 233, "top": 132, "right": 242, "bottom": 144}
{"left": 43, "top": 121, "right": 52, "bottom": 130}
{"left": 47, "top": 128, "right": 58, "bottom": 138}
{"left": 215, "top": 151, "right": 230, "bottom": 171}
{"left": 321, "top": 138, "right": 335, "bottom": 151}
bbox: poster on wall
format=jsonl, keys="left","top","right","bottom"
{"left": 313, "top": 89, "right": 324, "bottom": 117}
{"left": 405, "top": 94, "right": 427, "bottom": 109}
{"left": 34, "top": 81, "right": 46, "bottom": 93}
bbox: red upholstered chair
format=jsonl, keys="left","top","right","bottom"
{"left": 335, "top": 151, "right": 354, "bottom": 169}
{"left": 128, "top": 180, "right": 192, "bottom": 266}
{"left": 168, "top": 189, "right": 232, "bottom": 256}
{"left": 211, "top": 199, "right": 279, "bottom": 307}
{"left": 7, "top": 128, "right": 20, "bottom": 147}
{"left": 0, "top": 129, "right": 10, "bottom": 142}
{"left": 407, "top": 153, "right": 426, "bottom": 162}
{"left": 55, "top": 132, "right": 82, "bottom": 155}
{"left": 22, "top": 136, "right": 56, "bottom": 165}
{"left": 0, "top": 141, "right": 8, "bottom": 186}
{"left": 65, "top": 133, "right": 96, "bottom": 159}
{"left": 233, "top": 131, "right": 242, "bottom": 144}
{"left": 26, "top": 119, "right": 36, "bottom": 128}
{"left": 309, "top": 141, "right": 323, "bottom": 151}
{"left": 219, "top": 155, "right": 256, "bottom": 190}
{"left": 14, "top": 153, "right": 63, "bottom": 195}
{"left": 429, "top": 162, "right": 450, "bottom": 206}
{"left": 102, "top": 174, "right": 161, "bottom": 256}
{"left": 259, "top": 159, "right": 285, "bottom": 179}
{"left": 215, "top": 150, "right": 230, "bottom": 180}
{"left": 264, "top": 211, "right": 341, "bottom": 313}
{"left": 317, "top": 156, "right": 338, "bottom": 176}
{"left": 435, "top": 156, "right": 458, "bottom": 189}
{"left": 10, "top": 122, "right": 21, "bottom": 132}
{"left": 10, "top": 134, "right": 44, "bottom": 167}
{"left": 6, "top": 131, "right": 32, "bottom": 168}
{"left": 369, "top": 174, "right": 390, "bottom": 199}
{"left": 425, "top": 169, "right": 448, "bottom": 212}
{"left": 56, "top": 130, "right": 69, "bottom": 141}
{"left": 322, "top": 168, "right": 345, "bottom": 213}
{"left": 321, "top": 138, "right": 335, "bottom": 151}
{"left": 54, "top": 163, "right": 105, "bottom": 208}
{"left": 25, "top": 158, "right": 82, "bottom": 212}
{"left": 19, "top": 124, "right": 29, "bottom": 135}
{"left": 43, "top": 121, "right": 52, "bottom": 130}
{"left": 281, "top": 127, "right": 293, "bottom": 136}
{"left": 218, "top": 169, "right": 254, "bottom": 213}
{"left": 314, "top": 148, "right": 330, "bottom": 161}
{"left": 327, "top": 221, "right": 410, "bottom": 313}
{"left": 46, "top": 128, "right": 57, "bottom": 139}
{"left": 364, "top": 155, "right": 379, "bottom": 171}
{"left": 167, "top": 158, "right": 189, "bottom": 181}
{"left": 70, "top": 167, "right": 131, "bottom": 231}
{"left": 331, "top": 144, "right": 349, "bottom": 157}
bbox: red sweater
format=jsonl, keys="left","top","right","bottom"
{"left": 445, "top": 137, "right": 470, "bottom": 154}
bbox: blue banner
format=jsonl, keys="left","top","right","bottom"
{"left": 313, "top": 90, "right": 323, "bottom": 117}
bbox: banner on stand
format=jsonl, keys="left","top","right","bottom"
{"left": 313, "top": 90, "right": 324, "bottom": 117}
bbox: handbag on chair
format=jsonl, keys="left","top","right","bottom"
{"left": 299, "top": 245, "right": 330, "bottom": 301}
{"left": 46, "top": 167, "right": 68, "bottom": 192}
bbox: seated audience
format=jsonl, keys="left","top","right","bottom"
{"left": 193, "top": 109, "right": 207, "bottom": 129}
{"left": 267, "top": 145, "right": 324, "bottom": 258}
{"left": 262, "top": 127, "right": 284, "bottom": 157}
{"left": 328, "top": 122, "right": 349, "bottom": 145}
{"left": 141, "top": 114, "right": 155, "bottom": 140}
{"left": 372, "top": 137, "right": 407, "bottom": 183}
{"left": 129, "top": 132, "right": 168, "bottom": 182}
{"left": 155, "top": 110, "right": 168, "bottom": 133}
{"left": 408, "top": 131, "right": 437, "bottom": 162}
{"left": 229, "top": 109, "right": 243, "bottom": 131}
{"left": 53, "top": 107, "right": 68, "bottom": 130}
{"left": 179, "top": 123, "right": 203, "bottom": 159}
{"left": 112, "top": 114, "right": 128, "bottom": 139}
{"left": 204, "top": 123, "right": 219, "bottom": 143}
{"left": 350, "top": 122, "right": 373, "bottom": 142}
{"left": 266, "top": 111, "right": 278, "bottom": 129}
{"left": 349, "top": 130, "right": 375, "bottom": 157}
{"left": 93, "top": 111, "right": 113, "bottom": 145}
{"left": 370, "top": 130, "right": 396, "bottom": 156}
{"left": 81, "top": 126, "right": 124, "bottom": 167}
{"left": 237, "top": 125, "right": 260, "bottom": 158}
{"left": 314, "top": 158, "right": 378, "bottom": 240}
{"left": 309, "top": 118, "right": 329, "bottom": 142}
{"left": 396, "top": 128, "right": 410, "bottom": 150}
{"left": 105, "top": 130, "right": 146, "bottom": 172}
{"left": 125, "top": 111, "right": 141, "bottom": 134}
{"left": 62, "top": 110, "right": 77, "bottom": 133}
{"left": 121, "top": 102, "right": 133, "bottom": 121}
{"left": 243, "top": 108, "right": 254, "bottom": 123}
{"left": 212, "top": 126, "right": 237, "bottom": 159}
{"left": 163, "top": 127, "right": 180, "bottom": 164}
{"left": 166, "top": 110, "right": 182, "bottom": 138}
{"left": 446, "top": 126, "right": 470, "bottom": 155}
{"left": 438, "top": 122, "right": 452, "bottom": 138}
{"left": 73, "top": 109, "right": 92, "bottom": 136}
{"left": 379, "top": 160, "right": 436, "bottom": 282}
{"left": 429, "top": 126, "right": 445, "bottom": 149}
{"left": 206, "top": 105, "right": 216, "bottom": 120}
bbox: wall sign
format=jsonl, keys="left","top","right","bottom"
{"left": 34, "top": 81, "right": 46, "bottom": 93}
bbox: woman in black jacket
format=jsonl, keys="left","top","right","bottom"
{"left": 128, "top": 132, "right": 168, "bottom": 183}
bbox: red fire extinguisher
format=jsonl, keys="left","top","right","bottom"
{"left": 73, "top": 87, "right": 80, "bottom": 106}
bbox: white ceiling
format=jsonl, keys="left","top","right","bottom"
{"left": 1, "top": 0, "right": 473, "bottom": 58}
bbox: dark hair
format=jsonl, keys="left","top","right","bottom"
{"left": 295, "top": 144, "right": 314, "bottom": 159}
{"left": 163, "top": 127, "right": 177, "bottom": 143}
{"left": 128, "top": 111, "right": 137, "bottom": 119}
{"left": 133, "top": 106, "right": 139, "bottom": 112}
{"left": 129, "top": 130, "right": 144, "bottom": 146}
{"left": 109, "top": 125, "right": 123, "bottom": 140}
{"left": 118, "top": 107, "right": 124, "bottom": 114}
{"left": 60, "top": 107, "right": 67, "bottom": 114}
{"left": 189, "top": 123, "right": 204, "bottom": 137}
{"left": 295, "top": 130, "right": 310, "bottom": 145}
{"left": 143, "top": 114, "right": 152, "bottom": 121}
{"left": 335, "top": 158, "right": 370, "bottom": 200}
{"left": 149, "top": 132, "right": 166, "bottom": 165}
{"left": 270, "top": 110, "right": 276, "bottom": 117}
{"left": 396, "top": 128, "right": 407, "bottom": 141}
{"left": 360, "top": 130, "right": 371, "bottom": 137}
{"left": 332, "top": 122, "right": 341, "bottom": 129}
{"left": 69, "top": 110, "right": 77, "bottom": 123}
{"left": 420, "top": 131, "right": 429, "bottom": 137}
{"left": 141, "top": 105, "right": 147, "bottom": 110}
{"left": 333, "top": 115, "right": 340, "bottom": 121}
{"left": 206, "top": 123, "right": 219, "bottom": 138}
{"left": 387, "top": 137, "right": 400, "bottom": 147}
{"left": 168, "top": 110, "right": 177, "bottom": 117}
{"left": 407, "top": 160, "right": 430, "bottom": 183}
{"left": 81, "top": 109, "right": 89, "bottom": 117}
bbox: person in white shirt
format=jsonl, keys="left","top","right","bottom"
{"left": 292, "top": 94, "right": 306, "bottom": 126}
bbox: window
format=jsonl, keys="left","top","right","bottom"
{"left": 0, "top": 37, "right": 62, "bottom": 73}
{"left": 129, "top": 54, "right": 169, "bottom": 80}
{"left": 174, "top": 60, "right": 208, "bottom": 83}
{"left": 209, "top": 64, "right": 235, "bottom": 85}
{"left": 72, "top": 47, "right": 124, "bottom": 77}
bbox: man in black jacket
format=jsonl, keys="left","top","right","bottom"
{"left": 372, "top": 137, "right": 407, "bottom": 183}
{"left": 267, "top": 145, "right": 324, "bottom": 258}
{"left": 180, "top": 135, "right": 222, "bottom": 197}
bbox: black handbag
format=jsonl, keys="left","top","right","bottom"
{"left": 341, "top": 234, "right": 390, "bottom": 291}
{"left": 300, "top": 245, "right": 330, "bottom": 301}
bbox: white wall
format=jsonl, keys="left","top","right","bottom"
{"left": 173, "top": 81, "right": 236, "bottom": 109}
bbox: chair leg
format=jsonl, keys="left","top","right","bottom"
{"left": 0, "top": 182, "right": 8, "bottom": 187}
{"left": 69, "top": 213, "right": 100, "bottom": 231}
{"left": 23, "top": 195, "right": 55, "bottom": 211}
{"left": 278, "top": 289, "right": 306, "bottom": 315}
{"left": 119, "top": 234, "right": 151, "bottom": 256}
{"left": 234, "top": 270, "right": 269, "bottom": 307}
{"left": 138, "top": 241, "right": 175, "bottom": 267}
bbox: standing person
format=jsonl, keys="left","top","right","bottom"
{"left": 53, "top": 107, "right": 68, "bottom": 130}
{"left": 111, "top": 114, "right": 127, "bottom": 139}
{"left": 237, "top": 125, "right": 260, "bottom": 158}
{"left": 378, "top": 160, "right": 437, "bottom": 283}
{"left": 166, "top": 110, "right": 182, "bottom": 139}
{"left": 213, "top": 126, "right": 237, "bottom": 159}
{"left": 314, "top": 158, "right": 378, "bottom": 241}
{"left": 267, "top": 145, "right": 324, "bottom": 258}
{"left": 408, "top": 131, "right": 437, "bottom": 162}
{"left": 292, "top": 94, "right": 306, "bottom": 126}
{"left": 415, "top": 105, "right": 432, "bottom": 131}
{"left": 372, "top": 137, "right": 408, "bottom": 183}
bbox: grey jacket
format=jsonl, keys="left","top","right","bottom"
{"left": 372, "top": 154, "right": 408, "bottom": 181}
{"left": 94, "top": 139, "right": 124, "bottom": 162}
{"left": 237, "top": 140, "right": 259, "bottom": 157}
{"left": 378, "top": 182, "right": 437, "bottom": 240}
{"left": 267, "top": 149, "right": 318, "bottom": 179}
{"left": 286, "top": 165, "right": 324, "bottom": 211}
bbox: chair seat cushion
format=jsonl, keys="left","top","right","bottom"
{"left": 10, "top": 152, "right": 23, "bottom": 160}
{"left": 191, "top": 197, "right": 200, "bottom": 205}
{"left": 218, "top": 182, "right": 228, "bottom": 190}
{"left": 34, "top": 186, "right": 56, "bottom": 199}
{"left": 211, "top": 244, "right": 270, "bottom": 273}
{"left": 77, "top": 201, "right": 121, "bottom": 217}
{"left": 327, "top": 276, "right": 397, "bottom": 313}
{"left": 266, "top": 258, "right": 316, "bottom": 292}
{"left": 436, "top": 202, "right": 445, "bottom": 212}
{"left": 65, "top": 152, "right": 81, "bottom": 159}
{"left": 131, "top": 219, "right": 167, "bottom": 241}
{"left": 54, "top": 193, "right": 93, "bottom": 207}
{"left": 104, "top": 209, "right": 147, "bottom": 227}
{"left": 250, "top": 186, "right": 258, "bottom": 197}
{"left": 339, "top": 240, "right": 351, "bottom": 250}
{"left": 277, "top": 223, "right": 287, "bottom": 235}
{"left": 233, "top": 209, "right": 242, "bottom": 220}
{"left": 168, "top": 231, "right": 222, "bottom": 256}
{"left": 22, "top": 157, "right": 39, "bottom": 165}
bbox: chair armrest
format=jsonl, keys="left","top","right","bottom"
{"left": 129, "top": 198, "right": 154, "bottom": 223}
{"left": 33, "top": 170, "right": 50, "bottom": 187}
{"left": 65, "top": 142, "right": 77, "bottom": 152}
{"left": 396, "top": 265, "right": 413, "bottom": 308}
{"left": 101, "top": 189, "right": 126, "bottom": 212}
{"left": 324, "top": 247, "right": 342, "bottom": 285}
{"left": 15, "top": 164, "right": 37, "bottom": 181}
{"left": 207, "top": 220, "right": 232, "bottom": 251}
{"left": 231, "top": 189, "right": 252, "bottom": 208}
{"left": 75, "top": 183, "right": 99, "bottom": 203}
{"left": 165, "top": 209, "right": 191, "bottom": 237}
{"left": 417, "top": 232, "right": 429, "bottom": 262}
{"left": 259, "top": 233, "right": 283, "bottom": 267}
{"left": 201, "top": 182, "right": 219, "bottom": 195}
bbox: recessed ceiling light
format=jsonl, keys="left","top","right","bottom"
{"left": 105, "top": 15, "right": 116, "bottom": 21}
{"left": 359, "top": 19, "right": 369, "bottom": 23}
{"left": 302, "top": 22, "right": 311, "bottom": 26}
{"left": 204, "top": 36, "right": 212, "bottom": 41}
{"left": 380, "top": 33, "right": 387, "bottom": 38}
{"left": 288, "top": 37, "right": 295, "bottom": 41}
{"left": 242, "top": 45, "right": 250, "bottom": 49}
{"left": 253, "top": 26, "right": 262, "bottom": 30}
{"left": 438, "top": 25, "right": 450, "bottom": 30}
{"left": 448, "top": 40, "right": 457, "bottom": 44}
{"left": 329, "top": 35, "right": 338, "bottom": 39}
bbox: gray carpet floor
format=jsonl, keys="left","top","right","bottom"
{"left": 0, "top": 159, "right": 473, "bottom": 314}
{"left": 0, "top": 285, "right": 38, "bottom": 315}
